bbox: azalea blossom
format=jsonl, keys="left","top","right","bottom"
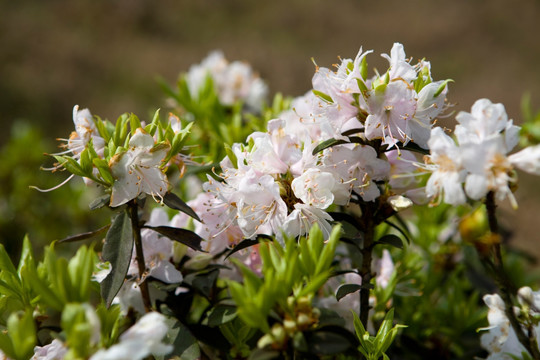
{"left": 109, "top": 128, "right": 170, "bottom": 207}
{"left": 31, "top": 339, "right": 68, "bottom": 360}
{"left": 67, "top": 105, "right": 105, "bottom": 158}
{"left": 424, "top": 127, "right": 467, "bottom": 205}
{"left": 185, "top": 50, "right": 268, "bottom": 110}
{"left": 90, "top": 312, "right": 172, "bottom": 360}
{"left": 480, "top": 287, "right": 540, "bottom": 360}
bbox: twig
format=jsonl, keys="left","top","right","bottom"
{"left": 128, "top": 200, "right": 152, "bottom": 313}
{"left": 485, "top": 191, "right": 540, "bottom": 360}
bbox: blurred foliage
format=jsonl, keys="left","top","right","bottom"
{"left": 520, "top": 93, "right": 540, "bottom": 146}
{"left": 0, "top": 121, "right": 110, "bottom": 260}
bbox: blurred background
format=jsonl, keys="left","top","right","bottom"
{"left": 1, "top": 0, "right": 540, "bottom": 258}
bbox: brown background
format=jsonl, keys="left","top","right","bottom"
{"left": 1, "top": 0, "right": 539, "bottom": 256}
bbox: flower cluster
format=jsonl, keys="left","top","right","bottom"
{"left": 481, "top": 287, "right": 540, "bottom": 359}
{"left": 36, "top": 107, "right": 192, "bottom": 208}
{"left": 425, "top": 98, "right": 540, "bottom": 207}
{"left": 196, "top": 43, "right": 448, "bottom": 245}
{"left": 185, "top": 50, "right": 268, "bottom": 110}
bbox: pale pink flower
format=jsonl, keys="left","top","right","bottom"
{"left": 109, "top": 128, "right": 169, "bottom": 207}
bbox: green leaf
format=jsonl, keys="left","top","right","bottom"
{"left": 312, "top": 138, "right": 350, "bottom": 155}
{"left": 101, "top": 211, "right": 134, "bottom": 307}
{"left": 206, "top": 304, "right": 237, "bottom": 327}
{"left": 336, "top": 283, "right": 362, "bottom": 301}
{"left": 129, "top": 113, "right": 142, "bottom": 132}
{"left": 312, "top": 89, "right": 334, "bottom": 103}
{"left": 163, "top": 192, "right": 201, "bottom": 222}
{"left": 54, "top": 155, "right": 86, "bottom": 177}
{"left": 160, "top": 319, "right": 200, "bottom": 360}
{"left": 433, "top": 79, "right": 454, "bottom": 98}
{"left": 79, "top": 147, "right": 93, "bottom": 175}
{"left": 7, "top": 309, "right": 36, "bottom": 360}
{"left": 224, "top": 143, "right": 238, "bottom": 169}
{"left": 376, "top": 234, "right": 403, "bottom": 249}
{"left": 144, "top": 226, "right": 204, "bottom": 252}
{"left": 306, "top": 330, "right": 352, "bottom": 355}
{"left": 93, "top": 158, "right": 115, "bottom": 185}
{"left": 89, "top": 194, "right": 112, "bottom": 210}
{"left": 58, "top": 224, "right": 110, "bottom": 244}
{"left": 224, "top": 235, "right": 271, "bottom": 260}
{"left": 0, "top": 244, "right": 17, "bottom": 276}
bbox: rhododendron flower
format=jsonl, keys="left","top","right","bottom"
{"left": 480, "top": 287, "right": 540, "bottom": 360}
{"left": 31, "top": 339, "right": 68, "bottom": 360}
{"left": 67, "top": 105, "right": 105, "bottom": 157}
{"left": 185, "top": 50, "right": 268, "bottom": 109}
{"left": 109, "top": 128, "right": 169, "bottom": 207}
{"left": 424, "top": 127, "right": 467, "bottom": 205}
{"left": 90, "top": 312, "right": 172, "bottom": 360}
{"left": 322, "top": 144, "right": 390, "bottom": 203}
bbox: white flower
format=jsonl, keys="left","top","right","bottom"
{"left": 185, "top": 51, "right": 268, "bottom": 110}
{"left": 109, "top": 128, "right": 170, "bottom": 207}
{"left": 455, "top": 99, "right": 519, "bottom": 149}
{"left": 480, "top": 287, "right": 540, "bottom": 360}
{"left": 375, "top": 250, "right": 395, "bottom": 289}
{"left": 381, "top": 43, "right": 417, "bottom": 83}
{"left": 67, "top": 105, "right": 105, "bottom": 158}
{"left": 425, "top": 127, "right": 467, "bottom": 205}
{"left": 322, "top": 144, "right": 390, "bottom": 203}
{"left": 90, "top": 312, "right": 172, "bottom": 360}
{"left": 291, "top": 168, "right": 336, "bottom": 209}
{"left": 281, "top": 203, "right": 334, "bottom": 240}
{"left": 31, "top": 339, "right": 68, "bottom": 360}
{"left": 364, "top": 80, "right": 417, "bottom": 146}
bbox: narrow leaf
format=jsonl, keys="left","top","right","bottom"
{"left": 224, "top": 235, "right": 271, "bottom": 260}
{"left": 145, "top": 226, "right": 204, "bottom": 252}
{"left": 101, "top": 211, "right": 134, "bottom": 307}
{"left": 312, "top": 89, "right": 333, "bottom": 103}
{"left": 376, "top": 234, "right": 403, "bottom": 249}
{"left": 163, "top": 192, "right": 201, "bottom": 222}
{"left": 336, "top": 283, "right": 362, "bottom": 301}
{"left": 312, "top": 138, "right": 349, "bottom": 155}
{"left": 89, "top": 194, "right": 111, "bottom": 210}
{"left": 58, "top": 224, "right": 110, "bottom": 244}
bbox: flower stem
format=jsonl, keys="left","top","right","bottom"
{"left": 359, "top": 203, "right": 375, "bottom": 329}
{"left": 485, "top": 191, "right": 540, "bottom": 360}
{"left": 128, "top": 200, "right": 152, "bottom": 313}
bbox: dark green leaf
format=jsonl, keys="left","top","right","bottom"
{"left": 388, "top": 141, "right": 430, "bottom": 155}
{"left": 248, "top": 348, "right": 281, "bottom": 360}
{"left": 376, "top": 234, "right": 404, "bottom": 249}
{"left": 160, "top": 319, "right": 200, "bottom": 360}
{"left": 58, "top": 224, "right": 110, "bottom": 244}
{"left": 306, "top": 330, "right": 352, "bottom": 355}
{"left": 225, "top": 235, "right": 272, "bottom": 260}
{"left": 312, "top": 138, "right": 350, "bottom": 155}
{"left": 293, "top": 332, "right": 308, "bottom": 352}
{"left": 163, "top": 192, "right": 201, "bottom": 222}
{"left": 0, "top": 244, "right": 17, "bottom": 275}
{"left": 384, "top": 219, "right": 411, "bottom": 244}
{"left": 190, "top": 269, "right": 219, "bottom": 298}
{"left": 101, "top": 211, "right": 134, "bottom": 307}
{"left": 145, "top": 226, "right": 204, "bottom": 252}
{"left": 206, "top": 304, "right": 237, "bottom": 327}
{"left": 336, "top": 283, "right": 362, "bottom": 301}
{"left": 341, "top": 128, "right": 363, "bottom": 137}
{"left": 89, "top": 194, "right": 111, "bottom": 210}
